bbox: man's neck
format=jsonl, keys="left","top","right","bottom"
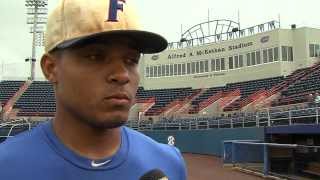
{"left": 52, "top": 113, "right": 121, "bottom": 160}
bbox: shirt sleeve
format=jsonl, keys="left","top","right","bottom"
{"left": 171, "top": 146, "right": 188, "bottom": 180}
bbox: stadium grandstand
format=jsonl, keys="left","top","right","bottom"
{"left": 1, "top": 19, "right": 320, "bottom": 179}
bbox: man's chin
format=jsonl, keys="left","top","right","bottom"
{"left": 85, "top": 119, "right": 127, "bottom": 130}
{"left": 85, "top": 114, "right": 128, "bottom": 130}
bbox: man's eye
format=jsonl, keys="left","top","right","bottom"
{"left": 126, "top": 54, "right": 140, "bottom": 63}
{"left": 84, "top": 54, "right": 103, "bottom": 61}
{"left": 126, "top": 57, "right": 139, "bottom": 64}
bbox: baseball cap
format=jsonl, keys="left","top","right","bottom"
{"left": 45, "top": 0, "right": 168, "bottom": 54}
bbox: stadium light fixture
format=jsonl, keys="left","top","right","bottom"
{"left": 25, "top": 0, "right": 48, "bottom": 81}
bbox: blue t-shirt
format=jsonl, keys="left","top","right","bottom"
{"left": 0, "top": 121, "right": 187, "bottom": 180}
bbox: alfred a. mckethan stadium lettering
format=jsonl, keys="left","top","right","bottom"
{"left": 168, "top": 42, "right": 253, "bottom": 60}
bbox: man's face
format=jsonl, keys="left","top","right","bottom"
{"left": 52, "top": 38, "right": 140, "bottom": 129}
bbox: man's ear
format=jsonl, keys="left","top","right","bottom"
{"left": 40, "top": 53, "right": 58, "bottom": 83}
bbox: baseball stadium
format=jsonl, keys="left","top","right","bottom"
{"left": 1, "top": 1, "right": 320, "bottom": 180}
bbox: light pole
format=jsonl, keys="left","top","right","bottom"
{"left": 25, "top": 0, "right": 48, "bottom": 80}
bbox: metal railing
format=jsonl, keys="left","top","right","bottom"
{"left": 126, "top": 107, "right": 320, "bottom": 131}
{"left": 0, "top": 107, "right": 319, "bottom": 133}
{"left": 0, "top": 118, "right": 31, "bottom": 141}
{"left": 167, "top": 20, "right": 280, "bottom": 50}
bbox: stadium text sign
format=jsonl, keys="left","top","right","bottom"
{"left": 193, "top": 73, "right": 225, "bottom": 79}
{"left": 168, "top": 42, "right": 253, "bottom": 60}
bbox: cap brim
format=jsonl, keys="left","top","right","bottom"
{"left": 54, "top": 30, "right": 168, "bottom": 54}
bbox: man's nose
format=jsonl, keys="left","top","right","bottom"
{"left": 107, "top": 60, "right": 130, "bottom": 85}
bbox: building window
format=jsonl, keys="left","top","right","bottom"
{"left": 165, "top": 65, "right": 169, "bottom": 76}
{"left": 156, "top": 66, "right": 161, "bottom": 77}
{"left": 158, "top": 66, "right": 162, "bottom": 77}
{"left": 251, "top": 52, "right": 256, "bottom": 65}
{"left": 173, "top": 64, "right": 178, "bottom": 75}
{"left": 187, "top": 63, "right": 191, "bottom": 74}
{"left": 146, "top": 67, "right": 150, "bottom": 77}
{"left": 268, "top": 48, "right": 273, "bottom": 62}
{"left": 310, "top": 44, "right": 315, "bottom": 57}
{"left": 216, "top": 59, "right": 221, "bottom": 71}
{"left": 182, "top": 64, "right": 186, "bottom": 75}
{"left": 274, "top": 47, "right": 279, "bottom": 61}
{"left": 191, "top": 62, "right": 195, "bottom": 74}
{"left": 288, "top": 47, "right": 293, "bottom": 61}
{"left": 170, "top": 64, "right": 173, "bottom": 76}
{"left": 154, "top": 66, "right": 157, "bottom": 77}
{"left": 239, "top": 55, "right": 243, "bottom": 67}
{"left": 234, "top": 56, "right": 239, "bottom": 68}
{"left": 229, "top": 57, "right": 233, "bottom": 69}
{"left": 161, "top": 65, "right": 165, "bottom": 77}
{"left": 178, "top": 64, "right": 182, "bottom": 75}
{"left": 196, "top": 62, "right": 200, "bottom": 73}
{"left": 150, "top": 66, "right": 154, "bottom": 77}
{"left": 246, "top": 53, "right": 251, "bottom": 66}
{"left": 157, "top": 66, "right": 161, "bottom": 77}
{"left": 263, "top": 49, "right": 268, "bottom": 63}
{"left": 211, "top": 59, "right": 215, "bottom": 71}
{"left": 200, "top": 61, "right": 204, "bottom": 73}
{"left": 282, "top": 46, "right": 287, "bottom": 61}
{"left": 154, "top": 66, "right": 158, "bottom": 77}
{"left": 315, "top": 44, "right": 320, "bottom": 57}
{"left": 256, "top": 51, "right": 261, "bottom": 64}
{"left": 204, "top": 60, "right": 209, "bottom": 72}
{"left": 221, "top": 58, "right": 225, "bottom": 70}
{"left": 282, "top": 46, "right": 293, "bottom": 61}
{"left": 155, "top": 66, "right": 159, "bottom": 77}
{"left": 309, "top": 44, "right": 320, "bottom": 57}
{"left": 155, "top": 66, "right": 158, "bottom": 77}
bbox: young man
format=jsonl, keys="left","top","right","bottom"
{"left": 0, "top": 0, "right": 187, "bottom": 179}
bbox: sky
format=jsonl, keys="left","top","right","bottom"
{"left": 0, "top": 0, "right": 320, "bottom": 79}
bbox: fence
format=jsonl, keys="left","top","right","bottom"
{"left": 0, "top": 118, "right": 31, "bottom": 142}
{"left": 127, "top": 107, "right": 320, "bottom": 131}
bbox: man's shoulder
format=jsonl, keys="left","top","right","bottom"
{"left": 0, "top": 123, "right": 56, "bottom": 179}
{"left": 0, "top": 124, "right": 44, "bottom": 157}
{"left": 123, "top": 126, "right": 183, "bottom": 160}
{"left": 124, "top": 126, "right": 166, "bottom": 148}
{"left": 123, "top": 127, "right": 187, "bottom": 179}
